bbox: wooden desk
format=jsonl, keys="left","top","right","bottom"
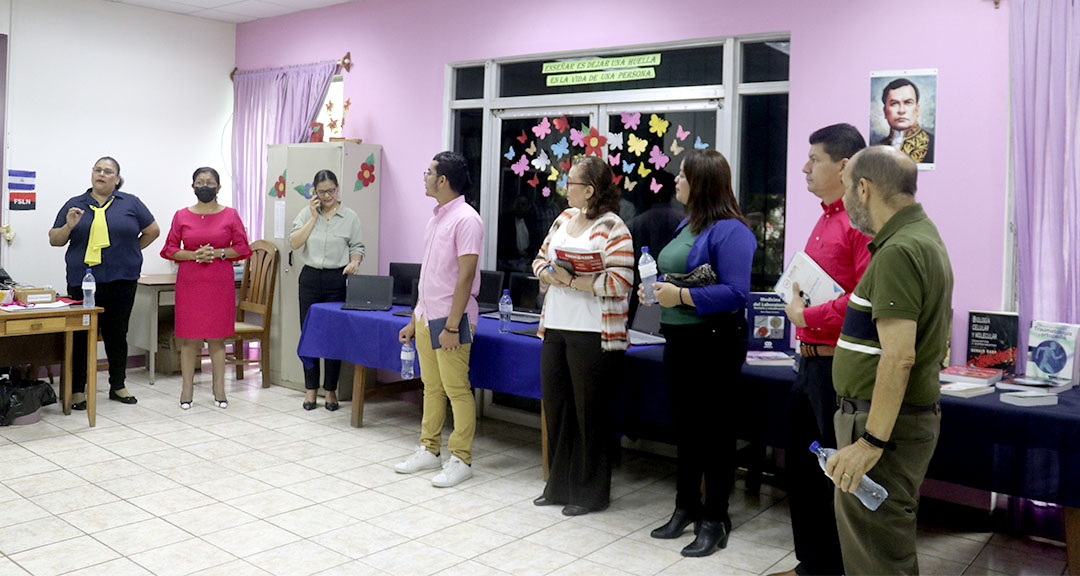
{"left": 0, "top": 306, "right": 100, "bottom": 427}
{"left": 129, "top": 274, "right": 177, "bottom": 384}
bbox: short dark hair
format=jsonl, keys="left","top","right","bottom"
{"left": 191, "top": 167, "right": 221, "bottom": 186}
{"left": 572, "top": 156, "right": 621, "bottom": 220}
{"left": 312, "top": 169, "right": 339, "bottom": 188}
{"left": 850, "top": 146, "right": 918, "bottom": 201}
{"left": 432, "top": 151, "right": 471, "bottom": 194}
{"left": 809, "top": 123, "right": 867, "bottom": 162}
{"left": 96, "top": 156, "right": 124, "bottom": 190}
{"left": 881, "top": 78, "right": 920, "bottom": 105}
{"left": 682, "top": 149, "right": 748, "bottom": 234}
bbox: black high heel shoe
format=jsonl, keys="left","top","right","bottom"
{"left": 650, "top": 508, "right": 699, "bottom": 539}
{"left": 680, "top": 519, "right": 728, "bottom": 557}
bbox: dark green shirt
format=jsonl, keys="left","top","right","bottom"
{"left": 657, "top": 225, "right": 702, "bottom": 325}
{"left": 833, "top": 204, "right": 953, "bottom": 405}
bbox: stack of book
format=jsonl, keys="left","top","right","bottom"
{"left": 746, "top": 351, "right": 795, "bottom": 367}
{"left": 939, "top": 366, "right": 1004, "bottom": 385}
{"left": 940, "top": 382, "right": 996, "bottom": 398}
{"left": 999, "top": 391, "right": 1058, "bottom": 407}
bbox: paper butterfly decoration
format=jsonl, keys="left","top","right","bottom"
{"left": 557, "top": 173, "right": 568, "bottom": 189}
{"left": 516, "top": 130, "right": 528, "bottom": 144}
{"left": 504, "top": 146, "right": 515, "bottom": 161}
{"left": 525, "top": 141, "right": 538, "bottom": 156}
{"left": 542, "top": 186, "right": 551, "bottom": 198}
{"left": 607, "top": 132, "right": 623, "bottom": 151}
{"left": 649, "top": 177, "right": 662, "bottom": 194}
{"left": 511, "top": 155, "right": 528, "bottom": 177}
{"left": 548, "top": 166, "right": 559, "bottom": 181}
{"left": 559, "top": 159, "right": 572, "bottom": 172}
{"left": 584, "top": 127, "right": 607, "bottom": 157}
{"left": 570, "top": 127, "right": 586, "bottom": 147}
{"left": 676, "top": 125, "right": 691, "bottom": 141}
{"left": 670, "top": 139, "right": 685, "bottom": 156}
{"left": 624, "top": 178, "right": 638, "bottom": 191}
{"left": 621, "top": 160, "right": 636, "bottom": 174}
{"left": 648, "top": 145, "right": 670, "bottom": 170}
{"left": 553, "top": 116, "right": 569, "bottom": 133}
{"left": 649, "top": 114, "right": 670, "bottom": 137}
{"left": 612, "top": 174, "right": 623, "bottom": 186}
{"left": 621, "top": 112, "right": 641, "bottom": 130}
{"left": 550, "top": 137, "right": 570, "bottom": 158}
{"left": 608, "top": 152, "right": 621, "bottom": 167}
{"left": 626, "top": 133, "right": 648, "bottom": 156}
{"left": 527, "top": 174, "right": 539, "bottom": 188}
{"left": 532, "top": 117, "right": 552, "bottom": 140}
{"left": 637, "top": 163, "right": 653, "bottom": 178}
{"left": 694, "top": 136, "right": 709, "bottom": 149}
{"left": 531, "top": 149, "right": 551, "bottom": 172}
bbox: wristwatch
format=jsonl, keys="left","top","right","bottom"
{"left": 219, "top": 249, "right": 226, "bottom": 261}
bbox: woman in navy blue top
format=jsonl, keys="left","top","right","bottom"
{"left": 49, "top": 157, "right": 159, "bottom": 409}
{"left": 639, "top": 149, "right": 756, "bottom": 558}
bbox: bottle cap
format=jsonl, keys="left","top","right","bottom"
{"left": 809, "top": 441, "right": 821, "bottom": 453}
{"left": 641, "top": 246, "right": 649, "bottom": 253}
{"left": 503, "top": 289, "right": 509, "bottom": 294}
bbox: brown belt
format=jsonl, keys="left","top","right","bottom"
{"left": 838, "top": 397, "right": 941, "bottom": 415}
{"left": 800, "top": 343, "right": 835, "bottom": 357}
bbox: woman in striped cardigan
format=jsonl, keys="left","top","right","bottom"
{"left": 530, "top": 156, "right": 634, "bottom": 516}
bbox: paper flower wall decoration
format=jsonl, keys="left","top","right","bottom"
{"left": 294, "top": 182, "right": 313, "bottom": 199}
{"left": 354, "top": 153, "right": 377, "bottom": 190}
{"left": 584, "top": 127, "right": 607, "bottom": 157}
{"left": 268, "top": 171, "right": 287, "bottom": 198}
{"left": 322, "top": 97, "right": 350, "bottom": 139}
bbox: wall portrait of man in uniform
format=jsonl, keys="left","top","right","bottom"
{"left": 870, "top": 69, "right": 938, "bottom": 169}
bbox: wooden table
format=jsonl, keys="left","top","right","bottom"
{"left": 0, "top": 306, "right": 100, "bottom": 426}
{"left": 128, "top": 273, "right": 177, "bottom": 384}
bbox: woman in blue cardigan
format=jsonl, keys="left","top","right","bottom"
{"left": 639, "top": 149, "right": 756, "bottom": 558}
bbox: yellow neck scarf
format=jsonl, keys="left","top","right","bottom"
{"left": 84, "top": 197, "right": 114, "bottom": 266}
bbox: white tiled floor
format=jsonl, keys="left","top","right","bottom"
{"left": 0, "top": 368, "right": 1069, "bottom": 576}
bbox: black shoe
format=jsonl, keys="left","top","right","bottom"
{"left": 325, "top": 402, "right": 340, "bottom": 412}
{"left": 680, "top": 519, "right": 728, "bottom": 557}
{"left": 650, "top": 508, "right": 699, "bottom": 539}
{"left": 561, "top": 503, "right": 608, "bottom": 517}
{"left": 109, "top": 389, "right": 138, "bottom": 404}
{"left": 72, "top": 400, "right": 87, "bottom": 411}
{"left": 533, "top": 496, "right": 559, "bottom": 507}
{"left": 303, "top": 401, "right": 317, "bottom": 411}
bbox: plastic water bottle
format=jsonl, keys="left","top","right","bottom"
{"left": 81, "top": 269, "right": 96, "bottom": 308}
{"left": 639, "top": 246, "right": 658, "bottom": 305}
{"left": 498, "top": 289, "right": 513, "bottom": 333}
{"left": 400, "top": 342, "right": 415, "bottom": 379}
{"left": 810, "top": 441, "right": 888, "bottom": 511}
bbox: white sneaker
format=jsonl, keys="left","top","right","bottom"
{"left": 394, "top": 446, "right": 442, "bottom": 474}
{"left": 431, "top": 455, "right": 472, "bottom": 487}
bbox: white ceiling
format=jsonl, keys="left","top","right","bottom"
{"left": 109, "top": 0, "right": 353, "bottom": 23}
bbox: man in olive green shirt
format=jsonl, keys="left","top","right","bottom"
{"left": 826, "top": 146, "right": 953, "bottom": 575}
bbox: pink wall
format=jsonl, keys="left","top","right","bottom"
{"left": 237, "top": 0, "right": 1010, "bottom": 359}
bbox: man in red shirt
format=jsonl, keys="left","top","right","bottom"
{"left": 772, "top": 124, "right": 869, "bottom": 576}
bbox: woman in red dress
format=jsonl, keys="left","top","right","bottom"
{"left": 161, "top": 167, "right": 251, "bottom": 409}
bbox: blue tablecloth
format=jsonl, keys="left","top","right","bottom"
{"left": 297, "top": 303, "right": 1080, "bottom": 507}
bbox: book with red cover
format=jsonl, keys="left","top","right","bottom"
{"left": 966, "top": 311, "right": 1019, "bottom": 376}
{"left": 554, "top": 247, "right": 604, "bottom": 275}
{"left": 940, "top": 365, "right": 1004, "bottom": 385}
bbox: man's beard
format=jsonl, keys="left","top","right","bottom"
{"left": 846, "top": 188, "right": 875, "bottom": 236}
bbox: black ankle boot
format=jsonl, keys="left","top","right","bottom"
{"left": 680, "top": 519, "right": 728, "bottom": 557}
{"left": 650, "top": 508, "right": 698, "bottom": 539}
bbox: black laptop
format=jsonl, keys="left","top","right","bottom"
{"left": 477, "top": 270, "right": 505, "bottom": 314}
{"left": 628, "top": 302, "right": 665, "bottom": 346}
{"left": 389, "top": 262, "right": 421, "bottom": 306}
{"left": 342, "top": 275, "right": 394, "bottom": 311}
{"left": 487, "top": 272, "right": 543, "bottom": 325}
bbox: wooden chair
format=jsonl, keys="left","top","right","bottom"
{"left": 227, "top": 240, "right": 278, "bottom": 388}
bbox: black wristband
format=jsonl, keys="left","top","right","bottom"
{"left": 861, "top": 430, "right": 896, "bottom": 451}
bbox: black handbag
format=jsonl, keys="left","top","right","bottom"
{"left": 661, "top": 263, "right": 717, "bottom": 288}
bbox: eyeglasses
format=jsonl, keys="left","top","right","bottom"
{"left": 194, "top": 181, "right": 218, "bottom": 187}
{"left": 423, "top": 170, "right": 437, "bottom": 179}
{"left": 316, "top": 187, "right": 338, "bottom": 196}
{"left": 92, "top": 168, "right": 116, "bottom": 176}
{"left": 565, "top": 181, "right": 587, "bottom": 187}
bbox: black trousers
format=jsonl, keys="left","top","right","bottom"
{"left": 540, "top": 329, "right": 621, "bottom": 510}
{"left": 662, "top": 315, "right": 747, "bottom": 523}
{"left": 66, "top": 280, "right": 138, "bottom": 393}
{"left": 299, "top": 266, "right": 347, "bottom": 391}
{"left": 786, "top": 355, "right": 844, "bottom": 575}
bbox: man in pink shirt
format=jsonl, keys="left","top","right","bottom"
{"left": 396, "top": 151, "right": 484, "bottom": 488}
{"left": 771, "top": 124, "right": 869, "bottom": 576}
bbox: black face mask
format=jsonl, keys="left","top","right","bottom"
{"left": 194, "top": 186, "right": 217, "bottom": 203}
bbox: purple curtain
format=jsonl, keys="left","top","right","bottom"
{"left": 232, "top": 60, "right": 337, "bottom": 240}
{"left": 1011, "top": 0, "right": 1080, "bottom": 359}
